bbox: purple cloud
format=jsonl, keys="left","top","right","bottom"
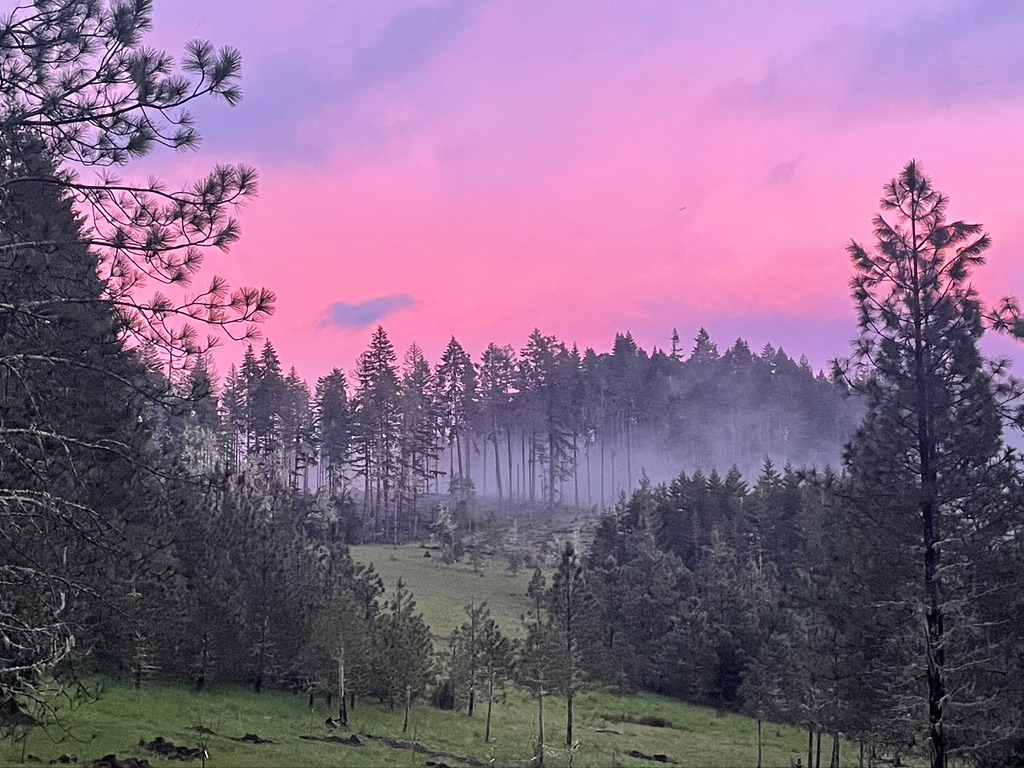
{"left": 319, "top": 295, "right": 416, "bottom": 330}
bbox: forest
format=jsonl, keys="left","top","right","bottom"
{"left": 2, "top": 3, "right": 1023, "bottom": 768}
{"left": 204, "top": 323, "right": 862, "bottom": 542}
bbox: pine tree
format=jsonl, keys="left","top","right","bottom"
{"left": 449, "top": 602, "right": 489, "bottom": 717}
{"left": 547, "top": 541, "right": 589, "bottom": 747}
{"left": 435, "top": 337, "right": 475, "bottom": 484}
{"left": 186, "top": 354, "right": 220, "bottom": 432}
{"left": 351, "top": 327, "right": 402, "bottom": 538}
{"left": 837, "top": 160, "right": 1024, "bottom": 767}
{"left": 479, "top": 612, "right": 516, "bottom": 743}
{"left": 519, "top": 569, "right": 559, "bottom": 767}
{"left": 398, "top": 344, "right": 440, "bottom": 539}
{"left": 479, "top": 343, "right": 517, "bottom": 504}
{"left": 670, "top": 328, "right": 683, "bottom": 362}
{"left": 314, "top": 368, "right": 351, "bottom": 494}
{"left": 376, "top": 579, "right": 434, "bottom": 732}
{"left": 219, "top": 364, "right": 246, "bottom": 469}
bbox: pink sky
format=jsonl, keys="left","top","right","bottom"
{"left": 150, "top": 0, "right": 1024, "bottom": 380}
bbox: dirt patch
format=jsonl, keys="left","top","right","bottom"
{"left": 48, "top": 755, "right": 79, "bottom": 764}
{"left": 299, "top": 734, "right": 363, "bottom": 747}
{"left": 138, "top": 736, "right": 205, "bottom": 761}
{"left": 230, "top": 733, "right": 274, "bottom": 744}
{"left": 604, "top": 713, "right": 674, "bottom": 729}
{"left": 190, "top": 725, "right": 216, "bottom": 736}
{"left": 88, "top": 757, "right": 152, "bottom": 768}
{"left": 360, "top": 733, "right": 486, "bottom": 767}
{"left": 627, "top": 749, "right": 676, "bottom": 764}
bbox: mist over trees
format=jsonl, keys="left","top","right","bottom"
{"left": 205, "top": 325, "right": 862, "bottom": 543}
{"left": 2, "top": 4, "right": 1023, "bottom": 768}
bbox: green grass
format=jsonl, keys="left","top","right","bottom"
{"left": 2, "top": 679, "right": 847, "bottom": 767}
{"left": 351, "top": 544, "right": 537, "bottom": 643}
{"left": 1, "top": 545, "right": 870, "bottom": 767}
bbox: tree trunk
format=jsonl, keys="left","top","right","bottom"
{"left": 908, "top": 206, "right": 946, "bottom": 768}
{"left": 521, "top": 430, "right": 526, "bottom": 502}
{"left": 566, "top": 693, "right": 574, "bottom": 747}
{"left": 548, "top": 430, "right": 556, "bottom": 508}
{"left": 808, "top": 727, "right": 814, "bottom": 768}
{"left": 831, "top": 733, "right": 840, "bottom": 768}
{"left": 529, "top": 431, "right": 536, "bottom": 503}
{"left": 506, "top": 428, "right": 513, "bottom": 507}
{"left": 493, "top": 429, "right": 503, "bottom": 501}
{"left": 537, "top": 688, "right": 545, "bottom": 768}
{"left": 337, "top": 651, "right": 348, "bottom": 725}
{"left": 402, "top": 685, "right": 411, "bottom": 733}
{"left": 585, "top": 440, "right": 591, "bottom": 508}
{"left": 485, "top": 676, "right": 494, "bottom": 742}
{"left": 757, "top": 719, "right": 763, "bottom": 768}
{"left": 625, "top": 415, "right": 632, "bottom": 493}
{"left": 816, "top": 730, "right": 822, "bottom": 768}
{"left": 572, "top": 432, "right": 579, "bottom": 508}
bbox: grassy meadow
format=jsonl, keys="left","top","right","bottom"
{"left": 2, "top": 679, "right": 836, "bottom": 767}
{"left": 350, "top": 543, "right": 537, "bottom": 643}
{"left": 1, "top": 545, "right": 870, "bottom": 768}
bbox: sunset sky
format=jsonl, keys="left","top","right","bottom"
{"left": 152, "top": 0, "right": 1024, "bottom": 379}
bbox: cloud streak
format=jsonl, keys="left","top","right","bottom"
{"left": 320, "top": 295, "right": 416, "bottom": 330}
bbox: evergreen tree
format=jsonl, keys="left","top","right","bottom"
{"left": 351, "top": 327, "right": 402, "bottom": 538}
{"left": 547, "top": 541, "right": 589, "bottom": 747}
{"left": 375, "top": 579, "right": 434, "bottom": 733}
{"left": 449, "top": 602, "right": 489, "bottom": 717}
{"left": 219, "top": 364, "right": 246, "bottom": 469}
{"left": 478, "top": 343, "right": 517, "bottom": 504}
{"left": 837, "top": 160, "right": 1024, "bottom": 767}
{"left": 519, "top": 569, "right": 559, "bottom": 768}
{"left": 314, "top": 368, "right": 352, "bottom": 494}
{"left": 479, "top": 614, "right": 516, "bottom": 743}
{"left": 398, "top": 344, "right": 440, "bottom": 539}
{"left": 435, "top": 337, "right": 475, "bottom": 483}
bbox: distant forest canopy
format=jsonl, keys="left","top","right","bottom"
{"left": 198, "top": 325, "right": 863, "bottom": 515}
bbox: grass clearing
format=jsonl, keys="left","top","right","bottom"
{"left": 351, "top": 544, "right": 536, "bottom": 643}
{"left": 2, "top": 543, "right": 868, "bottom": 767}
{"left": 2, "top": 679, "right": 843, "bottom": 767}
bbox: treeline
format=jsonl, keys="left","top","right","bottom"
{"left": 195, "top": 323, "right": 861, "bottom": 542}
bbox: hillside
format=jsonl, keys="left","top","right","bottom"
{"left": 351, "top": 544, "right": 537, "bottom": 643}
{"left": 2, "top": 679, "right": 837, "bottom": 768}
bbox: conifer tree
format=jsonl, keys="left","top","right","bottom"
{"left": 547, "top": 541, "right": 589, "bottom": 747}
{"left": 351, "top": 327, "right": 402, "bottom": 537}
{"left": 219, "top": 364, "right": 246, "bottom": 469}
{"left": 837, "top": 160, "right": 1024, "bottom": 767}
{"left": 519, "top": 569, "right": 559, "bottom": 767}
{"left": 449, "top": 601, "right": 489, "bottom": 716}
{"left": 479, "top": 343, "right": 517, "bottom": 504}
{"left": 398, "top": 344, "right": 440, "bottom": 538}
{"left": 435, "top": 337, "right": 475, "bottom": 483}
{"left": 376, "top": 579, "right": 434, "bottom": 732}
{"left": 479, "top": 614, "right": 516, "bottom": 743}
{"left": 314, "top": 368, "right": 352, "bottom": 494}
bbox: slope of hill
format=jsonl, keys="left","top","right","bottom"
{"left": 3, "top": 679, "right": 835, "bottom": 767}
